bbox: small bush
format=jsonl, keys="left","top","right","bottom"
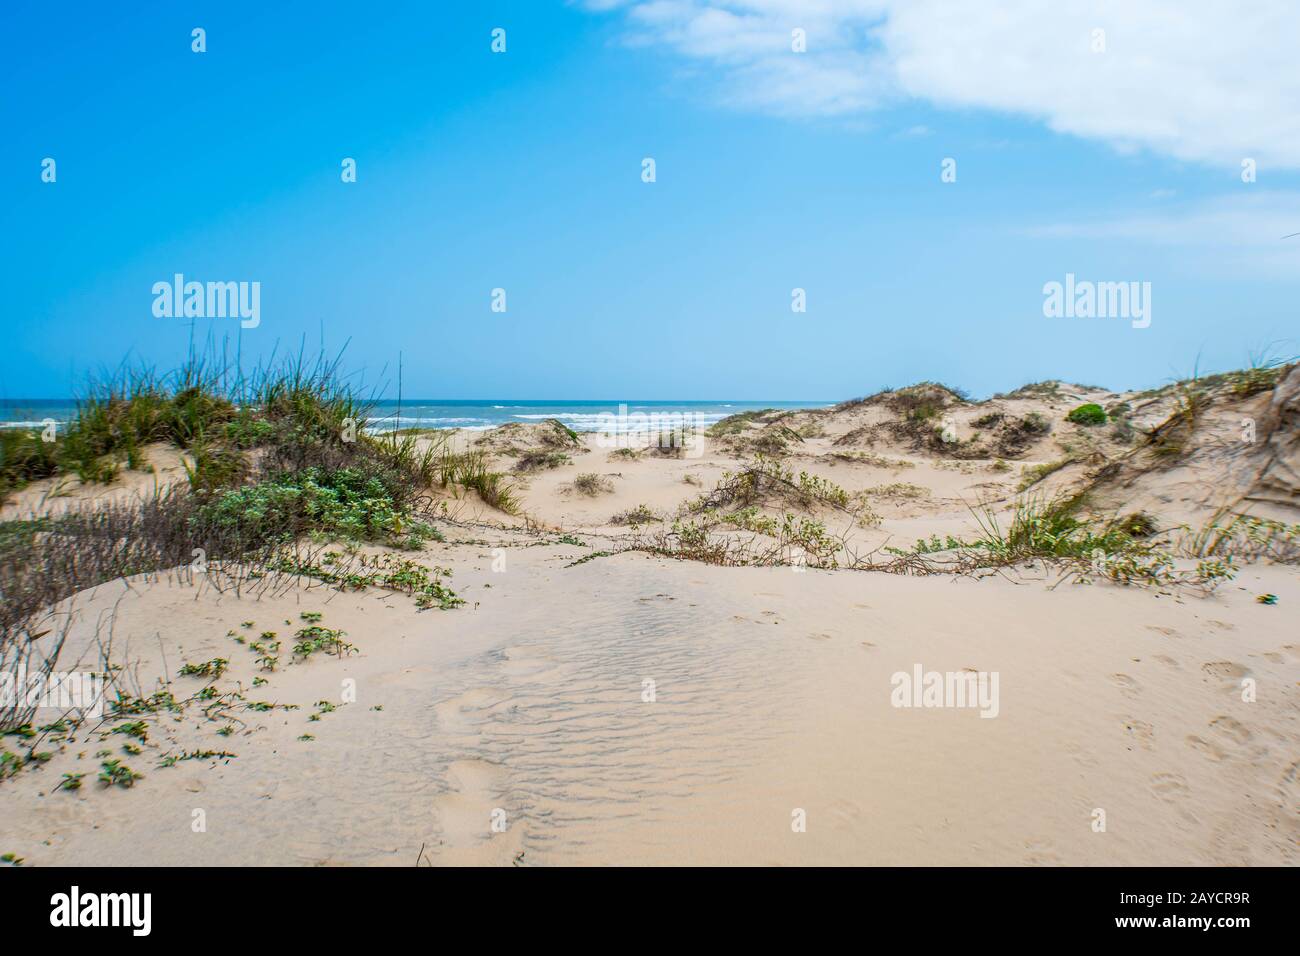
{"left": 1114, "top": 512, "right": 1158, "bottom": 538}
{"left": 1066, "top": 403, "right": 1107, "bottom": 427}
{"left": 572, "top": 473, "right": 614, "bottom": 497}
{"left": 1020, "top": 412, "right": 1052, "bottom": 435}
{"left": 514, "top": 450, "right": 570, "bottom": 473}
{"left": 537, "top": 419, "right": 581, "bottom": 448}
{"left": 610, "top": 504, "right": 657, "bottom": 526}
{"left": 193, "top": 466, "right": 426, "bottom": 547}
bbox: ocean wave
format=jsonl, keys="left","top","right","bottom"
{"left": 511, "top": 412, "right": 727, "bottom": 422}
{"left": 366, "top": 416, "right": 491, "bottom": 426}
{"left": 510, "top": 411, "right": 729, "bottom": 433}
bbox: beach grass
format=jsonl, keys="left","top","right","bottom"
{"left": 0, "top": 350, "right": 520, "bottom": 730}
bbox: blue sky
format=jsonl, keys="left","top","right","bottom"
{"left": 2, "top": 0, "right": 1297, "bottom": 400}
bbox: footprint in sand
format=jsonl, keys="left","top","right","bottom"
{"left": 1278, "top": 760, "right": 1300, "bottom": 800}
{"left": 860, "top": 641, "right": 876, "bottom": 650}
{"left": 826, "top": 797, "right": 865, "bottom": 828}
{"left": 807, "top": 633, "right": 832, "bottom": 642}
{"left": 1209, "top": 715, "right": 1252, "bottom": 745}
{"left": 1110, "top": 673, "right": 1141, "bottom": 697}
{"left": 1201, "top": 661, "right": 1249, "bottom": 682}
{"left": 1150, "top": 772, "right": 1190, "bottom": 802}
{"left": 429, "top": 758, "right": 511, "bottom": 849}
{"left": 434, "top": 687, "right": 505, "bottom": 733}
{"left": 1145, "top": 625, "right": 1180, "bottom": 637}
{"left": 1152, "top": 654, "right": 1180, "bottom": 667}
{"left": 1122, "top": 718, "right": 1155, "bottom": 749}
{"left": 1186, "top": 735, "right": 1227, "bottom": 761}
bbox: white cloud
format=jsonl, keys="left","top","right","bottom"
{"left": 1030, "top": 192, "right": 1300, "bottom": 245}
{"left": 582, "top": 0, "right": 1300, "bottom": 169}
{"left": 1028, "top": 191, "right": 1300, "bottom": 278}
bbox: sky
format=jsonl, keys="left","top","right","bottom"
{"left": 2, "top": 0, "right": 1297, "bottom": 401}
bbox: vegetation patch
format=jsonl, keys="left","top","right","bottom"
{"left": 179, "top": 658, "right": 229, "bottom": 680}
{"left": 1066, "top": 403, "right": 1108, "bottom": 427}
{"left": 514, "top": 450, "right": 570, "bottom": 473}
{"left": 610, "top": 504, "right": 658, "bottom": 526}
{"left": 994, "top": 413, "right": 1052, "bottom": 458}
{"left": 1185, "top": 511, "right": 1300, "bottom": 564}
{"left": 0, "top": 353, "right": 493, "bottom": 731}
{"left": 572, "top": 473, "right": 615, "bottom": 496}
{"left": 884, "top": 495, "right": 1235, "bottom": 592}
{"left": 867, "top": 482, "right": 929, "bottom": 499}
{"left": 1018, "top": 457, "right": 1073, "bottom": 491}
{"left": 886, "top": 382, "right": 967, "bottom": 421}
{"left": 1146, "top": 383, "right": 1206, "bottom": 460}
{"left": 271, "top": 552, "right": 464, "bottom": 609}
{"left": 707, "top": 409, "right": 780, "bottom": 437}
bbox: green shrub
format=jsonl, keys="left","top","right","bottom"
{"left": 192, "top": 466, "right": 428, "bottom": 547}
{"left": 1066, "top": 403, "right": 1107, "bottom": 426}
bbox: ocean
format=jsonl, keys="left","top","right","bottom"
{"left": 0, "top": 399, "right": 831, "bottom": 433}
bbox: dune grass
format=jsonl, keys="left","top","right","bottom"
{"left": 0, "top": 350, "right": 522, "bottom": 729}
{"left": 572, "top": 473, "right": 615, "bottom": 496}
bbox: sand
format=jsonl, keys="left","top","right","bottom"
{"left": 1, "top": 546, "right": 1294, "bottom": 866}
{"left": 2, "top": 373, "right": 1297, "bottom": 866}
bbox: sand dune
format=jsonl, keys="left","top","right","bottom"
{"left": 2, "top": 543, "right": 1294, "bottom": 865}
{"left": 2, "top": 369, "right": 1297, "bottom": 866}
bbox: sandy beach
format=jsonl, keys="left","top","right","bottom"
{"left": 2, "top": 368, "right": 1296, "bottom": 867}
{"left": 1, "top": 553, "right": 1296, "bottom": 866}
